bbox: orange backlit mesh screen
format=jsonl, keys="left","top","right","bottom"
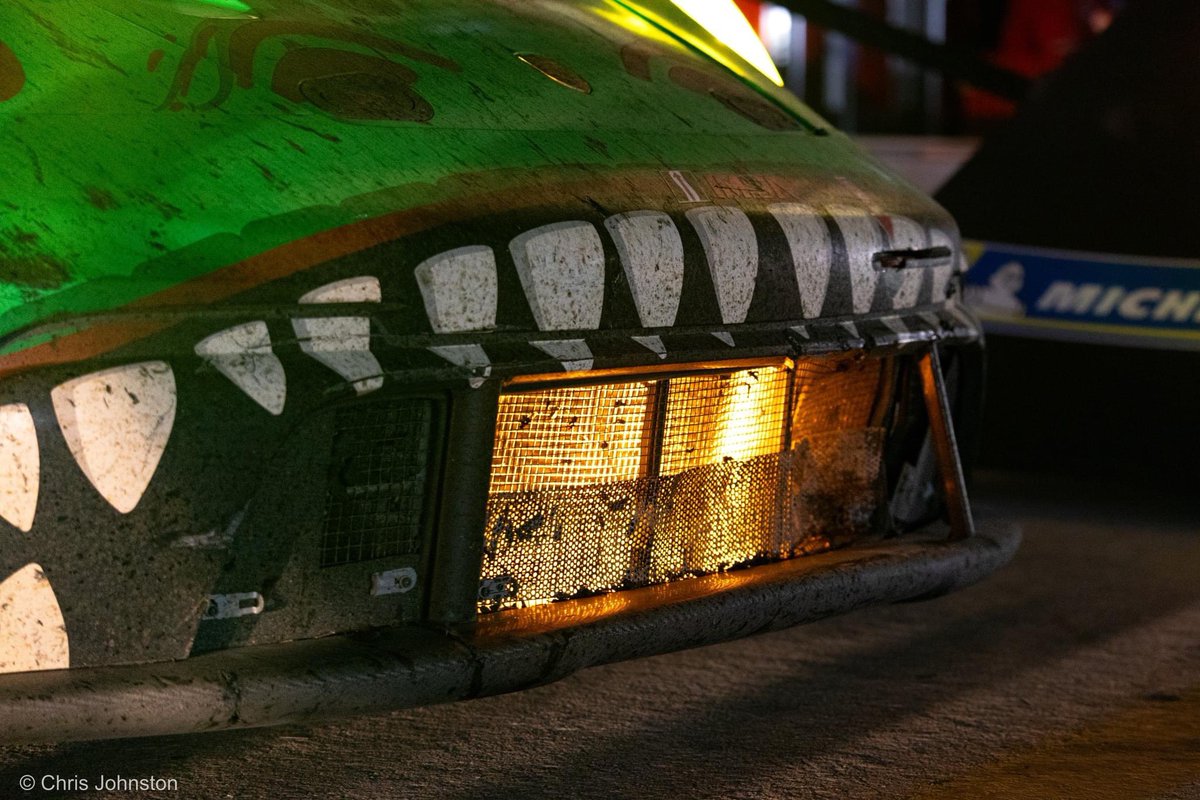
{"left": 481, "top": 357, "right": 887, "bottom": 611}
{"left": 490, "top": 382, "right": 651, "bottom": 493}
{"left": 660, "top": 368, "right": 790, "bottom": 474}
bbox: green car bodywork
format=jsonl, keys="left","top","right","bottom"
{"left": 0, "top": 0, "right": 1017, "bottom": 742}
{"left": 0, "top": 0, "right": 844, "bottom": 358}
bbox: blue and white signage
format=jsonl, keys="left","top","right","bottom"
{"left": 962, "top": 240, "right": 1200, "bottom": 350}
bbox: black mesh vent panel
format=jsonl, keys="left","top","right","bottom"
{"left": 321, "top": 399, "right": 434, "bottom": 567}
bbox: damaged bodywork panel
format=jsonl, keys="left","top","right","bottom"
{"left": 0, "top": 0, "right": 1014, "bottom": 741}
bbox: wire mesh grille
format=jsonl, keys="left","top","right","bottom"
{"left": 791, "top": 355, "right": 883, "bottom": 438}
{"left": 660, "top": 367, "right": 790, "bottom": 475}
{"left": 490, "top": 382, "right": 652, "bottom": 493}
{"left": 480, "top": 357, "right": 890, "bottom": 611}
{"left": 481, "top": 429, "right": 885, "bottom": 609}
{"left": 321, "top": 399, "right": 434, "bottom": 567}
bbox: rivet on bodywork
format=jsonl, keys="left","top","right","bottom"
{"left": 686, "top": 206, "right": 758, "bottom": 324}
{"left": 195, "top": 321, "right": 286, "bottom": 415}
{"left": 0, "top": 403, "right": 38, "bottom": 532}
{"left": 531, "top": 339, "right": 593, "bottom": 372}
{"left": 769, "top": 203, "right": 832, "bottom": 318}
{"left": 883, "top": 215, "right": 928, "bottom": 309}
{"left": 294, "top": 277, "right": 383, "bottom": 395}
{"left": 510, "top": 221, "right": 605, "bottom": 332}
{"left": 52, "top": 362, "right": 176, "bottom": 514}
{"left": 0, "top": 563, "right": 67, "bottom": 674}
{"left": 604, "top": 211, "right": 685, "bottom": 328}
{"left": 827, "top": 205, "right": 884, "bottom": 314}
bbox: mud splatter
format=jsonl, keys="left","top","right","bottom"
{"left": 147, "top": 49, "right": 165, "bottom": 73}
{"left": 83, "top": 186, "right": 119, "bottom": 211}
{"left": 19, "top": 6, "right": 129, "bottom": 77}
{"left": 163, "top": 18, "right": 458, "bottom": 120}
{"left": 0, "top": 248, "right": 69, "bottom": 289}
{"left": 0, "top": 41, "right": 25, "bottom": 102}
{"left": 127, "top": 191, "right": 182, "bottom": 222}
{"left": 583, "top": 136, "right": 610, "bottom": 158}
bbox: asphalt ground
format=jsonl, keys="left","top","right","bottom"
{"left": 2, "top": 470, "right": 1198, "bottom": 799}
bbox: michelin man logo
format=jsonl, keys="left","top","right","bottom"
{"left": 965, "top": 261, "right": 1026, "bottom": 316}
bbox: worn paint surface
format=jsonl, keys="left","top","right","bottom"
{"left": 0, "top": 403, "right": 38, "bottom": 532}
{"left": 686, "top": 206, "right": 758, "bottom": 324}
{"left": 606, "top": 211, "right": 685, "bottom": 328}
{"left": 293, "top": 277, "right": 383, "bottom": 394}
{"left": 50, "top": 362, "right": 177, "bottom": 514}
{"left": 769, "top": 203, "right": 832, "bottom": 318}
{"left": 0, "top": 0, "right": 977, "bottom": 684}
{"left": 194, "top": 321, "right": 286, "bottom": 415}
{"left": 0, "top": 562, "right": 68, "bottom": 674}
{"left": 510, "top": 221, "right": 607, "bottom": 332}
{"left": 0, "top": 0, "right": 954, "bottom": 362}
{"left": 415, "top": 246, "right": 498, "bottom": 334}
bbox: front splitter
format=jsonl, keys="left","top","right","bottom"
{"left": 0, "top": 520, "right": 1019, "bottom": 743}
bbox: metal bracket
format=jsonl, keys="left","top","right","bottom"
{"left": 202, "top": 592, "right": 264, "bottom": 621}
{"left": 371, "top": 567, "right": 418, "bottom": 597}
{"left": 917, "top": 346, "right": 975, "bottom": 540}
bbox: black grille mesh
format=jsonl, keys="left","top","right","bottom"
{"left": 321, "top": 399, "right": 433, "bottom": 567}
{"left": 481, "top": 357, "right": 887, "bottom": 611}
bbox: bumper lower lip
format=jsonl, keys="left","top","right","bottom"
{"left": 0, "top": 519, "right": 1019, "bottom": 744}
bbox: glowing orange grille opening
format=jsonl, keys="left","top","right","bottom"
{"left": 490, "top": 382, "right": 652, "bottom": 493}
{"left": 660, "top": 368, "right": 790, "bottom": 474}
{"left": 481, "top": 357, "right": 888, "bottom": 611}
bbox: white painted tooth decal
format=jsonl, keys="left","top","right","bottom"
{"left": 790, "top": 324, "right": 811, "bottom": 339}
{"left": 711, "top": 331, "right": 735, "bottom": 347}
{"left": 52, "top": 362, "right": 176, "bottom": 514}
{"left": 840, "top": 321, "right": 861, "bottom": 339}
{"left": 880, "top": 315, "right": 909, "bottom": 336}
{"left": 510, "top": 221, "right": 605, "bottom": 331}
{"left": 686, "top": 206, "right": 758, "bottom": 324}
{"left": 416, "top": 248, "right": 497, "bottom": 379}
{"left": 631, "top": 334, "right": 668, "bottom": 359}
{"left": 294, "top": 276, "right": 384, "bottom": 395}
{"left": 531, "top": 339, "right": 593, "bottom": 372}
{"left": 930, "top": 228, "right": 957, "bottom": 302}
{"left": 195, "top": 322, "right": 286, "bottom": 416}
{"left": 0, "top": 563, "right": 67, "bottom": 674}
{"left": 0, "top": 404, "right": 37, "bottom": 533}
{"left": 828, "top": 205, "right": 884, "bottom": 314}
{"left": 302, "top": 276, "right": 381, "bottom": 304}
{"left": 769, "top": 203, "right": 832, "bottom": 318}
{"left": 604, "top": 211, "right": 685, "bottom": 327}
{"left": 429, "top": 344, "right": 490, "bottom": 369}
{"left": 884, "top": 215, "right": 928, "bottom": 310}
{"left": 416, "top": 245, "right": 498, "bottom": 333}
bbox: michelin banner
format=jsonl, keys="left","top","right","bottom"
{"left": 961, "top": 240, "right": 1200, "bottom": 350}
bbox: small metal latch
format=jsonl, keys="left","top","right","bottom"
{"left": 203, "top": 592, "right": 264, "bottom": 620}
{"left": 873, "top": 245, "right": 953, "bottom": 270}
{"left": 371, "top": 567, "right": 418, "bottom": 597}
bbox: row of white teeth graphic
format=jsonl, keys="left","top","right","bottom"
{"left": 0, "top": 206, "right": 952, "bottom": 675}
